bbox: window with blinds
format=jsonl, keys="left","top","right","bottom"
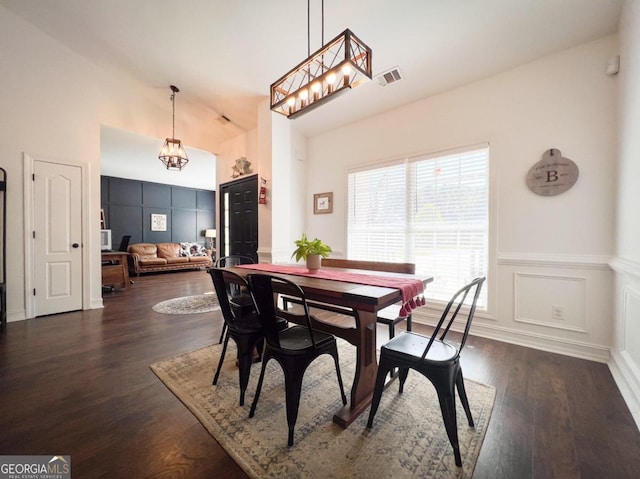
{"left": 348, "top": 145, "right": 488, "bottom": 308}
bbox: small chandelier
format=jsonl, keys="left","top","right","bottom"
{"left": 159, "top": 85, "right": 189, "bottom": 170}
{"left": 270, "top": 0, "right": 372, "bottom": 119}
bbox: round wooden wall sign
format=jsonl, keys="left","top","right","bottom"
{"left": 526, "top": 148, "right": 579, "bottom": 196}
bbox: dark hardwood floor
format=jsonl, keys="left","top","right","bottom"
{"left": 1, "top": 271, "right": 639, "bottom": 478}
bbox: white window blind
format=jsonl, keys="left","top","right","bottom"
{"left": 348, "top": 146, "right": 488, "bottom": 308}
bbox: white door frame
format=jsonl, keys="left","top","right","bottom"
{"left": 23, "top": 153, "right": 91, "bottom": 318}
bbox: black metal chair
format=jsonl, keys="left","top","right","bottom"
{"left": 366, "top": 276, "right": 486, "bottom": 467}
{"left": 213, "top": 255, "right": 256, "bottom": 344}
{"left": 209, "top": 268, "right": 265, "bottom": 406}
{"left": 248, "top": 273, "right": 347, "bottom": 447}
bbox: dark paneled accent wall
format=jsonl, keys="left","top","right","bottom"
{"left": 101, "top": 176, "right": 215, "bottom": 248}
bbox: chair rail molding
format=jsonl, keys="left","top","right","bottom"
{"left": 497, "top": 252, "right": 612, "bottom": 270}
{"left": 610, "top": 256, "right": 640, "bottom": 280}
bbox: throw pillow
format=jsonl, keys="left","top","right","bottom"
{"left": 179, "top": 242, "right": 191, "bottom": 257}
{"left": 179, "top": 242, "right": 208, "bottom": 257}
{"left": 189, "top": 243, "right": 208, "bottom": 257}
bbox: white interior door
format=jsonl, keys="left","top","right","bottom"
{"left": 33, "top": 160, "right": 83, "bottom": 316}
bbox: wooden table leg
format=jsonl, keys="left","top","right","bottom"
{"left": 333, "top": 309, "right": 378, "bottom": 428}
{"left": 121, "top": 254, "right": 130, "bottom": 289}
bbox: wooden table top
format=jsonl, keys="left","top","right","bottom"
{"left": 229, "top": 264, "right": 433, "bottom": 313}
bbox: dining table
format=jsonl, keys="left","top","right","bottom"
{"left": 229, "top": 263, "right": 434, "bottom": 428}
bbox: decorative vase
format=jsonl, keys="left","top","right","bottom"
{"left": 306, "top": 254, "right": 321, "bottom": 272}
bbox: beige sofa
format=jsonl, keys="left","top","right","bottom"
{"left": 128, "top": 242, "right": 212, "bottom": 276}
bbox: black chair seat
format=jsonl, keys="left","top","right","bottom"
{"left": 278, "top": 325, "right": 336, "bottom": 352}
{"left": 231, "top": 317, "right": 262, "bottom": 334}
{"left": 230, "top": 292, "right": 255, "bottom": 310}
{"left": 383, "top": 332, "right": 457, "bottom": 362}
{"left": 232, "top": 312, "right": 287, "bottom": 335}
{"left": 229, "top": 295, "right": 262, "bottom": 332}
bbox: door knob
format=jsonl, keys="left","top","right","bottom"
{"left": 72, "top": 243, "right": 79, "bottom": 248}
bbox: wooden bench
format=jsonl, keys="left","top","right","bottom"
{"left": 284, "top": 258, "right": 416, "bottom": 339}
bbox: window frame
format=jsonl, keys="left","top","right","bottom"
{"left": 346, "top": 143, "right": 493, "bottom": 312}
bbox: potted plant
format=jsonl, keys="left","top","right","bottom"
{"left": 291, "top": 233, "right": 332, "bottom": 272}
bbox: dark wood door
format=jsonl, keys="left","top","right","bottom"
{"left": 219, "top": 175, "right": 258, "bottom": 262}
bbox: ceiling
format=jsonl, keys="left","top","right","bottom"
{"left": 100, "top": 126, "right": 217, "bottom": 190}
{"left": 1, "top": 0, "right": 623, "bottom": 139}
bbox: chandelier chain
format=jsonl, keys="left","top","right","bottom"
{"left": 171, "top": 90, "right": 176, "bottom": 138}
{"left": 307, "top": 0, "right": 310, "bottom": 57}
{"left": 322, "top": 0, "right": 324, "bottom": 46}
{"left": 307, "top": 0, "right": 325, "bottom": 83}
{"left": 307, "top": 0, "right": 325, "bottom": 56}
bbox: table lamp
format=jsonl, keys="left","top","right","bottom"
{"left": 204, "top": 229, "right": 216, "bottom": 250}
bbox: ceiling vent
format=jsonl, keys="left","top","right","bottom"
{"left": 376, "top": 67, "right": 403, "bottom": 87}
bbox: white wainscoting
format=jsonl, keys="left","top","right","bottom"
{"left": 496, "top": 253, "right": 612, "bottom": 362}
{"left": 610, "top": 257, "right": 640, "bottom": 429}
{"left": 414, "top": 253, "right": 613, "bottom": 363}
{"left": 514, "top": 272, "right": 587, "bottom": 333}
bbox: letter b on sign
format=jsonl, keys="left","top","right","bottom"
{"left": 526, "top": 148, "right": 579, "bottom": 196}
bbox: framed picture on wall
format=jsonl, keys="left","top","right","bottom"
{"left": 151, "top": 213, "right": 167, "bottom": 231}
{"left": 313, "top": 192, "right": 333, "bottom": 214}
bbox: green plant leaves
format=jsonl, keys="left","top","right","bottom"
{"left": 291, "top": 233, "right": 332, "bottom": 261}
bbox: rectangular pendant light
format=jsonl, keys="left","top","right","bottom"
{"left": 270, "top": 29, "right": 372, "bottom": 119}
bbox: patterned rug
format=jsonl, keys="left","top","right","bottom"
{"left": 150, "top": 339, "right": 495, "bottom": 478}
{"left": 151, "top": 293, "right": 220, "bottom": 314}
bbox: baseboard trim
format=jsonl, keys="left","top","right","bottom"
{"left": 7, "top": 311, "right": 27, "bottom": 323}
{"left": 6, "top": 299, "right": 104, "bottom": 324}
{"left": 91, "top": 298, "right": 104, "bottom": 309}
{"left": 413, "top": 312, "right": 610, "bottom": 363}
{"left": 609, "top": 350, "right": 640, "bottom": 430}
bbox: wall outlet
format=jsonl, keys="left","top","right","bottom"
{"left": 552, "top": 304, "right": 564, "bottom": 320}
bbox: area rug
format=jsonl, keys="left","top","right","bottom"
{"left": 150, "top": 339, "right": 495, "bottom": 478}
{"left": 151, "top": 292, "right": 220, "bottom": 314}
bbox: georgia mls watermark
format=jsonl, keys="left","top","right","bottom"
{"left": 0, "top": 456, "right": 70, "bottom": 479}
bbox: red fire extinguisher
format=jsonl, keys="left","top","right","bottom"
{"left": 258, "top": 177, "right": 267, "bottom": 204}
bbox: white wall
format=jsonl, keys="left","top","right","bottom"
{"left": 0, "top": 5, "right": 228, "bottom": 319}
{"left": 306, "top": 35, "right": 618, "bottom": 362}
{"left": 271, "top": 110, "right": 307, "bottom": 264}
{"left": 215, "top": 101, "right": 307, "bottom": 264}
{"left": 100, "top": 126, "right": 217, "bottom": 191}
{"left": 610, "top": 0, "right": 640, "bottom": 428}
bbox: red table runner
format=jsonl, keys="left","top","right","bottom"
{"left": 236, "top": 263, "right": 425, "bottom": 316}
